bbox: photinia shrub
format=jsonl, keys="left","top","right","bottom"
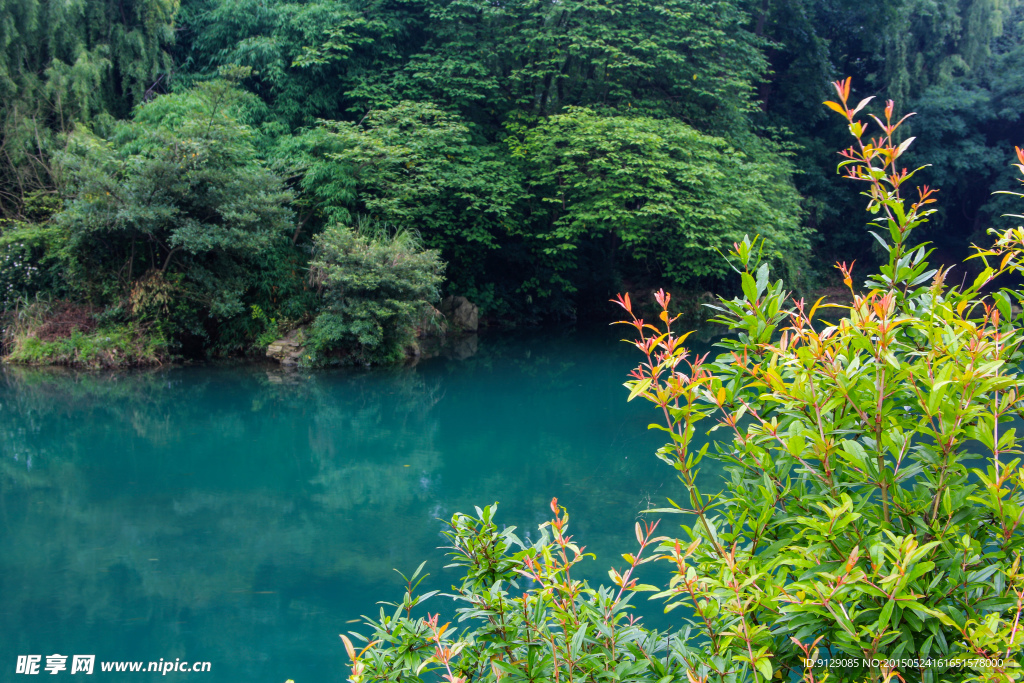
{"left": 337, "top": 80, "right": 1024, "bottom": 683}
{"left": 338, "top": 501, "right": 686, "bottom": 682}
{"left": 616, "top": 79, "right": 1024, "bottom": 682}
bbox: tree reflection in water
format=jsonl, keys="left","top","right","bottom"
{"left": 0, "top": 330, "right": 718, "bottom": 681}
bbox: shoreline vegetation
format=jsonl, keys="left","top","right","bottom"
{"left": 2, "top": 287, "right": 798, "bottom": 369}
{"left": 4, "top": 0, "right": 1021, "bottom": 370}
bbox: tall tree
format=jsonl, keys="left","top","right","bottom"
{"left": 515, "top": 108, "right": 807, "bottom": 293}
{"left": 0, "top": 0, "right": 178, "bottom": 217}
{"left": 175, "top": 0, "right": 425, "bottom": 128}
{"left": 758, "top": 0, "right": 1024, "bottom": 269}
{"left": 320, "top": 0, "right": 769, "bottom": 133}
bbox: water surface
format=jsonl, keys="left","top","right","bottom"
{"left": 0, "top": 327, "right": 720, "bottom": 681}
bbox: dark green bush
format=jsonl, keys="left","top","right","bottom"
{"left": 53, "top": 74, "right": 294, "bottom": 344}
{"left": 305, "top": 224, "right": 444, "bottom": 366}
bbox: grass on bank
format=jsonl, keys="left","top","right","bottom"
{"left": 2, "top": 301, "right": 167, "bottom": 368}
{"left": 5, "top": 326, "right": 166, "bottom": 367}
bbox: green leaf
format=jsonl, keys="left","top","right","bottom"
{"left": 877, "top": 599, "right": 895, "bottom": 632}
{"left": 755, "top": 263, "right": 769, "bottom": 296}
{"left": 627, "top": 378, "right": 652, "bottom": 401}
{"left": 742, "top": 272, "right": 758, "bottom": 302}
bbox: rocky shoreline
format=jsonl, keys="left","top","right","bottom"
{"left": 265, "top": 296, "right": 482, "bottom": 367}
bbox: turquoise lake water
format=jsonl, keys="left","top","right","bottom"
{"left": 0, "top": 328, "right": 722, "bottom": 681}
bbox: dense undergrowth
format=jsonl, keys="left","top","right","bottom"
{"left": 4, "top": 0, "right": 1023, "bottom": 364}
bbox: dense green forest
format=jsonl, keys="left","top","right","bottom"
{"left": 1, "top": 0, "right": 1023, "bottom": 364}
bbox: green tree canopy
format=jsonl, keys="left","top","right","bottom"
{"left": 54, "top": 77, "right": 293, "bottom": 339}
{"left": 296, "top": 102, "right": 525, "bottom": 314}
{"left": 515, "top": 108, "right": 808, "bottom": 290}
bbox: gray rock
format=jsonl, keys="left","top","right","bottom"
{"left": 266, "top": 327, "right": 308, "bottom": 366}
{"left": 439, "top": 296, "right": 479, "bottom": 333}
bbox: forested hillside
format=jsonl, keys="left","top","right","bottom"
{"left": 1, "top": 0, "right": 1022, "bottom": 363}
